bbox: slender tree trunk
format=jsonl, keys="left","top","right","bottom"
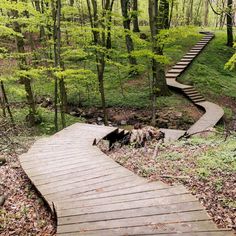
{"left": 106, "top": 0, "right": 115, "bottom": 49}
{"left": 204, "top": 0, "right": 209, "bottom": 26}
{"left": 87, "top": 0, "right": 109, "bottom": 125}
{"left": 149, "top": 0, "right": 169, "bottom": 126}
{"left": 52, "top": 0, "right": 67, "bottom": 130}
{"left": 169, "top": 0, "right": 174, "bottom": 27}
{"left": 52, "top": 0, "right": 59, "bottom": 131}
{"left": 0, "top": 83, "right": 6, "bottom": 117}
{"left": 0, "top": 81, "right": 14, "bottom": 124}
{"left": 69, "top": 0, "right": 74, "bottom": 6}
{"left": 186, "top": 0, "right": 194, "bottom": 25}
{"left": 120, "top": 0, "right": 137, "bottom": 65}
{"left": 226, "top": 0, "right": 233, "bottom": 47}
{"left": 159, "top": 0, "right": 170, "bottom": 29}
{"left": 11, "top": 3, "right": 38, "bottom": 126}
{"left": 132, "top": 0, "right": 140, "bottom": 32}
{"left": 59, "top": 78, "right": 66, "bottom": 127}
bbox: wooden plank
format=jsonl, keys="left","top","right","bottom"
{"left": 29, "top": 160, "right": 119, "bottom": 182}
{"left": 57, "top": 211, "right": 211, "bottom": 233}
{"left": 72, "top": 181, "right": 170, "bottom": 200}
{"left": 58, "top": 229, "right": 233, "bottom": 236}
{"left": 22, "top": 153, "right": 107, "bottom": 172}
{"left": 57, "top": 185, "right": 188, "bottom": 210}
{"left": 37, "top": 166, "right": 126, "bottom": 190}
{"left": 45, "top": 175, "right": 143, "bottom": 201}
{"left": 35, "top": 163, "right": 124, "bottom": 186}
{"left": 58, "top": 201, "right": 203, "bottom": 225}
{"left": 23, "top": 157, "right": 112, "bottom": 177}
{"left": 39, "top": 170, "right": 134, "bottom": 196}
{"left": 57, "top": 194, "right": 196, "bottom": 217}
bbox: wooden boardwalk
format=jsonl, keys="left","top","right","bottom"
{"left": 18, "top": 32, "right": 232, "bottom": 235}
{"left": 20, "top": 123, "right": 233, "bottom": 235}
{"left": 166, "top": 32, "right": 224, "bottom": 138}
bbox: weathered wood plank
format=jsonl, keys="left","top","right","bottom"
{"left": 57, "top": 211, "right": 211, "bottom": 233}
{"left": 58, "top": 201, "right": 203, "bottom": 225}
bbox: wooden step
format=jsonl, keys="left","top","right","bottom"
{"left": 191, "top": 46, "right": 204, "bottom": 50}
{"left": 189, "top": 95, "right": 205, "bottom": 100}
{"left": 195, "top": 43, "right": 206, "bottom": 46}
{"left": 183, "top": 55, "right": 196, "bottom": 58}
{"left": 182, "top": 87, "right": 195, "bottom": 91}
{"left": 189, "top": 50, "right": 200, "bottom": 53}
{"left": 192, "top": 98, "right": 206, "bottom": 103}
{"left": 180, "top": 59, "right": 193, "bottom": 63}
{"left": 185, "top": 91, "right": 199, "bottom": 95}
{"left": 171, "top": 65, "right": 186, "bottom": 69}
{"left": 176, "top": 61, "right": 191, "bottom": 66}
{"left": 186, "top": 52, "right": 199, "bottom": 55}
{"left": 167, "top": 69, "right": 184, "bottom": 73}
{"left": 165, "top": 73, "right": 180, "bottom": 78}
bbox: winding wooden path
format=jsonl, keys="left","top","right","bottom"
{"left": 165, "top": 32, "right": 224, "bottom": 139}
{"left": 19, "top": 32, "right": 232, "bottom": 235}
{"left": 20, "top": 123, "right": 233, "bottom": 235}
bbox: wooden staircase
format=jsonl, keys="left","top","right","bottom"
{"left": 165, "top": 32, "right": 224, "bottom": 137}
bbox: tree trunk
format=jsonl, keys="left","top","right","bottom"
{"left": 149, "top": 0, "right": 169, "bottom": 126}
{"left": 106, "top": 0, "right": 115, "bottom": 49}
{"left": 226, "top": 0, "right": 233, "bottom": 47}
{"left": 0, "top": 83, "right": 6, "bottom": 117}
{"left": 159, "top": 0, "right": 170, "bottom": 29}
{"left": 132, "top": 0, "right": 140, "bottom": 32}
{"left": 59, "top": 78, "right": 66, "bottom": 128}
{"left": 0, "top": 81, "right": 14, "bottom": 124}
{"left": 204, "top": 0, "right": 209, "bottom": 26}
{"left": 87, "top": 0, "right": 109, "bottom": 125}
{"left": 52, "top": 0, "right": 67, "bottom": 130}
{"left": 97, "top": 57, "right": 108, "bottom": 125}
{"left": 11, "top": 2, "right": 38, "bottom": 126}
{"left": 169, "top": 0, "right": 174, "bottom": 27}
{"left": 186, "top": 0, "right": 194, "bottom": 25}
{"left": 120, "top": 0, "right": 137, "bottom": 65}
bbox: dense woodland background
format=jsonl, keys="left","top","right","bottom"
{"left": 0, "top": 0, "right": 235, "bottom": 133}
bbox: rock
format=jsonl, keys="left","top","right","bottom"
{"left": 97, "top": 117, "right": 103, "bottom": 122}
{"left": 0, "top": 156, "right": 6, "bottom": 166}
{"left": 0, "top": 195, "right": 6, "bottom": 206}
{"left": 70, "top": 111, "right": 77, "bottom": 116}
{"left": 175, "top": 112, "right": 183, "bottom": 118}
{"left": 41, "top": 97, "right": 52, "bottom": 108}
{"left": 11, "top": 163, "right": 20, "bottom": 169}
{"left": 120, "top": 120, "right": 127, "bottom": 125}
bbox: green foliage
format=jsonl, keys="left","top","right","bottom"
{"left": 12, "top": 106, "right": 84, "bottom": 135}
{"left": 196, "top": 138, "right": 236, "bottom": 177}
{"left": 179, "top": 31, "right": 236, "bottom": 98}
{"left": 225, "top": 43, "right": 236, "bottom": 71}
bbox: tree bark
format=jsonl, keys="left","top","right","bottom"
{"left": 186, "top": 0, "right": 194, "bottom": 25}
{"left": 226, "top": 0, "right": 233, "bottom": 47}
{"left": 106, "top": 0, "right": 115, "bottom": 49}
{"left": 87, "top": 0, "right": 109, "bottom": 125}
{"left": 159, "top": 0, "right": 170, "bottom": 29}
{"left": 120, "top": 0, "right": 137, "bottom": 65}
{"left": 0, "top": 81, "right": 14, "bottom": 124}
{"left": 204, "top": 0, "right": 209, "bottom": 26}
{"left": 132, "top": 0, "right": 140, "bottom": 32}
{"left": 149, "top": 0, "right": 169, "bottom": 126}
{"left": 11, "top": 1, "right": 38, "bottom": 126}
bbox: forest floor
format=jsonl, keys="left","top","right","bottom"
{"left": 0, "top": 122, "right": 56, "bottom": 235}
{"left": 100, "top": 133, "right": 236, "bottom": 233}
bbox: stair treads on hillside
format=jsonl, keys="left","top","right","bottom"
{"left": 165, "top": 32, "right": 224, "bottom": 137}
